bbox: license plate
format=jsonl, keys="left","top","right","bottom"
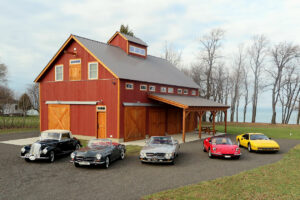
{"left": 225, "top": 155, "right": 231, "bottom": 158}
{"left": 152, "top": 157, "right": 158, "bottom": 161}
{"left": 79, "top": 161, "right": 90, "bottom": 165}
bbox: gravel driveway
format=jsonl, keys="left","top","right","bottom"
{"left": 0, "top": 132, "right": 299, "bottom": 200}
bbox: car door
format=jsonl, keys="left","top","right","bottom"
{"left": 240, "top": 134, "right": 249, "bottom": 147}
{"left": 59, "top": 133, "right": 71, "bottom": 154}
{"left": 111, "top": 145, "right": 120, "bottom": 161}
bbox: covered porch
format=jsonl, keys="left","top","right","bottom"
{"left": 149, "top": 93, "right": 230, "bottom": 142}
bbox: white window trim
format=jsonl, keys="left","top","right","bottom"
{"left": 184, "top": 89, "right": 188, "bottom": 95}
{"left": 88, "top": 62, "right": 98, "bottom": 80}
{"left": 126, "top": 83, "right": 134, "bottom": 90}
{"left": 177, "top": 89, "right": 182, "bottom": 94}
{"left": 129, "top": 45, "right": 146, "bottom": 56}
{"left": 55, "top": 65, "right": 63, "bottom": 81}
{"left": 168, "top": 87, "right": 174, "bottom": 93}
{"left": 140, "top": 84, "right": 147, "bottom": 91}
{"left": 160, "top": 87, "right": 167, "bottom": 93}
{"left": 149, "top": 85, "right": 156, "bottom": 92}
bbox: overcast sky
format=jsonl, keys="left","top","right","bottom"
{"left": 1, "top": 0, "right": 300, "bottom": 110}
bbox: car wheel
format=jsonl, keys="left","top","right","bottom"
{"left": 237, "top": 140, "right": 241, "bottom": 147}
{"left": 208, "top": 149, "right": 213, "bottom": 158}
{"left": 49, "top": 151, "right": 55, "bottom": 163}
{"left": 203, "top": 143, "right": 207, "bottom": 152}
{"left": 105, "top": 157, "right": 110, "bottom": 169}
{"left": 235, "top": 156, "right": 240, "bottom": 159}
{"left": 248, "top": 143, "right": 252, "bottom": 152}
{"left": 120, "top": 149, "right": 125, "bottom": 160}
{"left": 171, "top": 159, "right": 175, "bottom": 165}
{"left": 25, "top": 158, "right": 30, "bottom": 162}
{"left": 75, "top": 143, "right": 80, "bottom": 150}
{"left": 74, "top": 163, "right": 80, "bottom": 168}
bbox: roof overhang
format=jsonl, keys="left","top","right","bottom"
{"left": 148, "top": 93, "right": 230, "bottom": 111}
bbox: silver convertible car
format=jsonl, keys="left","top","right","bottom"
{"left": 139, "top": 136, "right": 180, "bottom": 164}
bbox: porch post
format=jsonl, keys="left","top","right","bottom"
{"left": 182, "top": 108, "right": 186, "bottom": 143}
{"left": 224, "top": 110, "right": 227, "bottom": 134}
{"left": 198, "top": 111, "right": 203, "bottom": 139}
{"left": 212, "top": 111, "right": 216, "bottom": 136}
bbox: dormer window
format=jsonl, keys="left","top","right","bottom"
{"left": 184, "top": 89, "right": 188, "bottom": 95}
{"left": 192, "top": 90, "right": 196, "bottom": 95}
{"left": 129, "top": 45, "right": 146, "bottom": 56}
{"left": 160, "top": 87, "right": 167, "bottom": 93}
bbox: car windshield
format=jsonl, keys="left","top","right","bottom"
{"left": 250, "top": 134, "right": 269, "bottom": 140}
{"left": 211, "top": 137, "right": 233, "bottom": 145}
{"left": 88, "top": 139, "right": 112, "bottom": 148}
{"left": 149, "top": 137, "right": 173, "bottom": 145}
{"left": 40, "top": 132, "right": 60, "bottom": 141}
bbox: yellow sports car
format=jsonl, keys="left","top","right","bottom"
{"left": 236, "top": 133, "right": 280, "bottom": 152}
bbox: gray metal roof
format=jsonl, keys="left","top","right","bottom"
{"left": 150, "top": 93, "right": 230, "bottom": 108}
{"left": 74, "top": 35, "right": 199, "bottom": 89}
{"left": 121, "top": 33, "right": 148, "bottom": 47}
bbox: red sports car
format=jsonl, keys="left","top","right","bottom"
{"left": 203, "top": 136, "right": 241, "bottom": 159}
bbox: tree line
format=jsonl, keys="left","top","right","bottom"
{"left": 163, "top": 28, "right": 300, "bottom": 124}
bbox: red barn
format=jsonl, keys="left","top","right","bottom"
{"left": 35, "top": 31, "right": 229, "bottom": 142}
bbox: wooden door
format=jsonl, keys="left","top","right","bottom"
{"left": 167, "top": 108, "right": 181, "bottom": 134}
{"left": 124, "top": 107, "right": 146, "bottom": 141}
{"left": 97, "top": 112, "right": 106, "bottom": 138}
{"left": 185, "top": 112, "right": 196, "bottom": 132}
{"left": 69, "top": 64, "right": 81, "bottom": 81}
{"left": 148, "top": 108, "right": 166, "bottom": 137}
{"left": 48, "top": 104, "right": 70, "bottom": 130}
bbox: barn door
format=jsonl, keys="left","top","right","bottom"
{"left": 167, "top": 108, "right": 181, "bottom": 134}
{"left": 97, "top": 112, "right": 106, "bottom": 138}
{"left": 124, "top": 107, "right": 146, "bottom": 141}
{"left": 148, "top": 108, "right": 166, "bottom": 137}
{"left": 48, "top": 104, "right": 70, "bottom": 130}
{"left": 185, "top": 112, "right": 196, "bottom": 132}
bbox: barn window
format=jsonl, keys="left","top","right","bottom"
{"left": 129, "top": 45, "right": 146, "bottom": 56}
{"left": 88, "top": 62, "right": 98, "bottom": 80}
{"left": 168, "top": 88, "right": 174, "bottom": 93}
{"left": 149, "top": 85, "right": 156, "bottom": 92}
{"left": 192, "top": 90, "right": 196, "bottom": 95}
{"left": 177, "top": 89, "right": 182, "bottom": 94}
{"left": 96, "top": 106, "right": 106, "bottom": 112}
{"left": 126, "top": 83, "right": 134, "bottom": 90}
{"left": 140, "top": 84, "right": 147, "bottom": 91}
{"left": 160, "top": 87, "right": 166, "bottom": 93}
{"left": 55, "top": 65, "right": 63, "bottom": 81}
{"left": 184, "top": 89, "right": 188, "bottom": 94}
{"left": 69, "top": 59, "right": 81, "bottom": 81}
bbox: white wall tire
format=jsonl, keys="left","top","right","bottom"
{"left": 208, "top": 149, "right": 213, "bottom": 158}
{"left": 75, "top": 143, "right": 80, "bottom": 150}
{"left": 248, "top": 143, "right": 252, "bottom": 152}
{"left": 120, "top": 149, "right": 125, "bottom": 160}
{"left": 49, "top": 151, "right": 55, "bottom": 163}
{"left": 105, "top": 157, "right": 110, "bottom": 169}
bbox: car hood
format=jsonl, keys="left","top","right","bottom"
{"left": 75, "top": 146, "right": 107, "bottom": 157}
{"left": 35, "top": 140, "right": 58, "bottom": 147}
{"left": 251, "top": 140, "right": 279, "bottom": 147}
{"left": 213, "top": 144, "right": 239, "bottom": 153}
{"left": 142, "top": 144, "right": 175, "bottom": 153}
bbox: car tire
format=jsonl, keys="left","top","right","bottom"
{"left": 203, "top": 143, "right": 207, "bottom": 152}
{"left": 208, "top": 149, "right": 213, "bottom": 158}
{"left": 120, "top": 149, "right": 125, "bottom": 160}
{"left": 25, "top": 158, "right": 30, "bottom": 162}
{"left": 75, "top": 143, "right": 80, "bottom": 150}
{"left": 248, "top": 143, "right": 252, "bottom": 152}
{"left": 49, "top": 151, "right": 55, "bottom": 163}
{"left": 74, "top": 163, "right": 80, "bottom": 168}
{"left": 235, "top": 155, "right": 240, "bottom": 159}
{"left": 171, "top": 159, "right": 175, "bottom": 165}
{"left": 237, "top": 140, "right": 241, "bottom": 147}
{"left": 104, "top": 157, "right": 110, "bottom": 169}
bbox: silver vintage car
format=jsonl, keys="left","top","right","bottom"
{"left": 139, "top": 136, "right": 180, "bottom": 164}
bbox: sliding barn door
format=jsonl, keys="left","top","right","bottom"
{"left": 124, "top": 107, "right": 146, "bottom": 141}
{"left": 48, "top": 104, "right": 70, "bottom": 130}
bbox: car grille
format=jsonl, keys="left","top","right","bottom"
{"left": 146, "top": 153, "right": 165, "bottom": 157}
{"left": 30, "top": 143, "right": 41, "bottom": 157}
{"left": 75, "top": 156, "right": 96, "bottom": 162}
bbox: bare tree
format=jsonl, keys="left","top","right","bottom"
{"left": 242, "top": 65, "right": 251, "bottom": 122}
{"left": 198, "top": 28, "right": 225, "bottom": 100}
{"left": 230, "top": 45, "right": 245, "bottom": 122}
{"left": 279, "top": 66, "right": 300, "bottom": 124}
{"left": 297, "top": 98, "right": 300, "bottom": 124}
{"left": 248, "top": 35, "right": 269, "bottom": 123}
{"left": 27, "top": 83, "right": 40, "bottom": 113}
{"left": 18, "top": 93, "right": 32, "bottom": 117}
{"left": 0, "top": 63, "right": 8, "bottom": 83}
{"left": 163, "top": 41, "right": 182, "bottom": 69}
{"left": 268, "top": 42, "right": 300, "bottom": 124}
{"left": 0, "top": 85, "right": 14, "bottom": 115}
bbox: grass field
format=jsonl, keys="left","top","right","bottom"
{"left": 215, "top": 122, "right": 300, "bottom": 140}
{"left": 143, "top": 144, "right": 300, "bottom": 200}
{"left": 0, "top": 116, "right": 39, "bottom": 129}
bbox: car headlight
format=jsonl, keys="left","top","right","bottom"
{"left": 71, "top": 152, "right": 76, "bottom": 159}
{"left": 235, "top": 147, "right": 240, "bottom": 151}
{"left": 96, "top": 154, "right": 101, "bottom": 160}
{"left": 213, "top": 147, "right": 217, "bottom": 151}
{"left": 42, "top": 148, "right": 48, "bottom": 154}
{"left": 165, "top": 153, "right": 173, "bottom": 159}
{"left": 21, "top": 147, "right": 26, "bottom": 153}
{"left": 140, "top": 152, "right": 146, "bottom": 158}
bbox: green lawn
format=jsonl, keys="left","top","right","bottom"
{"left": 0, "top": 116, "right": 39, "bottom": 129}
{"left": 215, "top": 123, "right": 300, "bottom": 140}
{"left": 0, "top": 128, "right": 39, "bottom": 135}
{"left": 143, "top": 144, "right": 300, "bottom": 200}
